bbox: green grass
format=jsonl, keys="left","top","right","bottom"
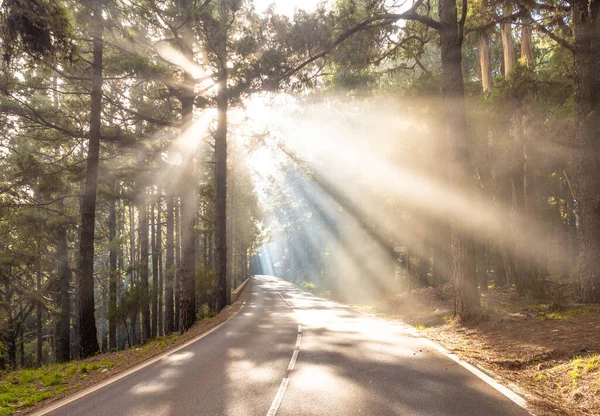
{"left": 0, "top": 359, "right": 117, "bottom": 414}
{"left": 534, "top": 373, "right": 549, "bottom": 382}
{"left": 414, "top": 323, "right": 427, "bottom": 331}
{"left": 537, "top": 306, "right": 593, "bottom": 321}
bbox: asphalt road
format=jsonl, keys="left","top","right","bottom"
{"left": 42, "top": 276, "right": 530, "bottom": 416}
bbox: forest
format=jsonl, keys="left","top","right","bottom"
{"left": 0, "top": 0, "right": 599, "bottom": 414}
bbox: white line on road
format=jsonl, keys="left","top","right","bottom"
{"left": 32, "top": 300, "right": 251, "bottom": 416}
{"left": 266, "top": 378, "right": 289, "bottom": 416}
{"left": 287, "top": 349, "right": 299, "bottom": 371}
{"left": 266, "top": 295, "right": 303, "bottom": 416}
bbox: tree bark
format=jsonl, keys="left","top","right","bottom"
{"left": 477, "top": 32, "right": 493, "bottom": 93}
{"left": 500, "top": 19, "right": 515, "bottom": 77}
{"left": 151, "top": 195, "right": 158, "bottom": 339}
{"left": 55, "top": 224, "right": 71, "bottom": 362}
{"left": 36, "top": 259, "right": 42, "bottom": 367}
{"left": 178, "top": 75, "right": 197, "bottom": 331}
{"left": 175, "top": 199, "right": 181, "bottom": 330}
{"left": 157, "top": 194, "right": 163, "bottom": 337}
{"left": 214, "top": 47, "right": 229, "bottom": 311}
{"left": 78, "top": 6, "right": 103, "bottom": 358}
{"left": 139, "top": 189, "right": 151, "bottom": 342}
{"left": 165, "top": 194, "right": 175, "bottom": 335}
{"left": 572, "top": 0, "right": 600, "bottom": 302}
{"left": 108, "top": 191, "right": 117, "bottom": 350}
{"left": 520, "top": 17, "right": 534, "bottom": 66}
{"left": 439, "top": 0, "right": 480, "bottom": 320}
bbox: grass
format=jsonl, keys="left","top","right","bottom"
{"left": 571, "top": 354, "right": 600, "bottom": 376}
{"left": 0, "top": 360, "right": 116, "bottom": 415}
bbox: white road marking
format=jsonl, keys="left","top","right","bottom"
{"left": 287, "top": 349, "right": 299, "bottom": 371}
{"left": 277, "top": 292, "right": 295, "bottom": 309}
{"left": 266, "top": 292, "right": 303, "bottom": 416}
{"left": 422, "top": 338, "right": 529, "bottom": 410}
{"left": 275, "top": 277, "right": 531, "bottom": 414}
{"left": 32, "top": 291, "right": 252, "bottom": 416}
{"left": 266, "top": 378, "right": 289, "bottom": 416}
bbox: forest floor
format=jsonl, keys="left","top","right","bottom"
{"left": 0, "top": 279, "right": 253, "bottom": 416}
{"left": 359, "top": 281, "right": 600, "bottom": 416}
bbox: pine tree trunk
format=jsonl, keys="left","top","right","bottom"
{"left": 108, "top": 193, "right": 117, "bottom": 350}
{"left": 439, "top": 0, "right": 480, "bottom": 320}
{"left": 178, "top": 74, "right": 197, "bottom": 331}
{"left": 477, "top": 32, "right": 492, "bottom": 92}
{"left": 151, "top": 196, "right": 158, "bottom": 339}
{"left": 175, "top": 199, "right": 181, "bottom": 330}
{"left": 165, "top": 194, "right": 175, "bottom": 335}
{"left": 36, "top": 259, "right": 42, "bottom": 367}
{"left": 520, "top": 17, "right": 534, "bottom": 66}
{"left": 572, "top": 0, "right": 600, "bottom": 302}
{"left": 55, "top": 224, "right": 71, "bottom": 362}
{"left": 78, "top": 7, "right": 103, "bottom": 358}
{"left": 500, "top": 19, "right": 515, "bottom": 77}
{"left": 139, "top": 189, "right": 151, "bottom": 342}
{"left": 157, "top": 195, "right": 163, "bottom": 337}
{"left": 215, "top": 65, "right": 229, "bottom": 311}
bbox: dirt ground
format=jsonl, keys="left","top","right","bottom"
{"left": 370, "top": 283, "right": 600, "bottom": 416}
{"left": 17, "top": 279, "right": 253, "bottom": 415}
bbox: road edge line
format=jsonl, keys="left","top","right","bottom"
{"left": 31, "top": 281, "right": 253, "bottom": 416}
{"left": 275, "top": 277, "right": 532, "bottom": 415}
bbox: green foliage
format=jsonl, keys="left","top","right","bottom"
{"left": 1, "top": 0, "right": 74, "bottom": 63}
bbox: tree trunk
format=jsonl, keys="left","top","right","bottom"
{"left": 214, "top": 56, "right": 229, "bottom": 311}
{"left": 157, "top": 194, "right": 163, "bottom": 337}
{"left": 439, "top": 0, "right": 480, "bottom": 320}
{"left": 36, "top": 259, "right": 43, "bottom": 367}
{"left": 175, "top": 199, "right": 181, "bottom": 330}
{"left": 520, "top": 17, "right": 534, "bottom": 66}
{"left": 151, "top": 195, "right": 158, "bottom": 339}
{"left": 178, "top": 78, "right": 197, "bottom": 332}
{"left": 55, "top": 224, "right": 71, "bottom": 362}
{"left": 78, "top": 7, "right": 103, "bottom": 358}
{"left": 108, "top": 192, "right": 118, "bottom": 351}
{"left": 139, "top": 189, "right": 151, "bottom": 342}
{"left": 477, "top": 32, "right": 493, "bottom": 92}
{"left": 165, "top": 194, "right": 175, "bottom": 335}
{"left": 572, "top": 0, "right": 600, "bottom": 302}
{"left": 500, "top": 19, "right": 515, "bottom": 77}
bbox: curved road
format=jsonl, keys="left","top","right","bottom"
{"left": 40, "top": 276, "right": 530, "bottom": 416}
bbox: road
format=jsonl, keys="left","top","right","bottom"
{"left": 41, "top": 276, "right": 530, "bottom": 416}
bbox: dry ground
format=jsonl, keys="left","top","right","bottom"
{"left": 368, "top": 283, "right": 600, "bottom": 416}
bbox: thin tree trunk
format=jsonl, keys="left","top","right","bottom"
{"left": 151, "top": 193, "right": 158, "bottom": 339}
{"left": 214, "top": 51, "right": 229, "bottom": 311}
{"left": 139, "top": 188, "right": 151, "bottom": 342}
{"left": 175, "top": 196, "right": 181, "bottom": 330}
{"left": 157, "top": 194, "right": 163, "bottom": 337}
{"left": 178, "top": 74, "right": 197, "bottom": 332}
{"left": 108, "top": 191, "right": 118, "bottom": 350}
{"left": 78, "top": 6, "right": 103, "bottom": 358}
{"left": 520, "top": 17, "right": 534, "bottom": 66}
{"left": 500, "top": 19, "right": 515, "bottom": 77}
{"left": 477, "top": 32, "right": 493, "bottom": 93}
{"left": 36, "top": 259, "right": 42, "bottom": 367}
{"left": 55, "top": 224, "right": 71, "bottom": 362}
{"left": 165, "top": 194, "right": 175, "bottom": 335}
